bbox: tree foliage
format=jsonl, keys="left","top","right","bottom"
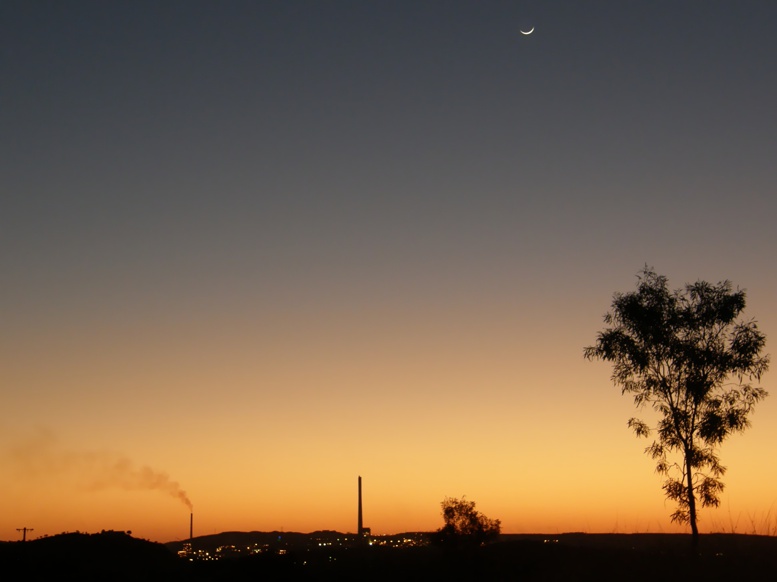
{"left": 584, "top": 267, "right": 769, "bottom": 545}
{"left": 435, "top": 496, "right": 501, "bottom": 547}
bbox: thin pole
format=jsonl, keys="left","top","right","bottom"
{"left": 16, "top": 527, "right": 34, "bottom": 541}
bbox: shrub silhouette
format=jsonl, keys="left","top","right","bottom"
{"left": 434, "top": 496, "right": 501, "bottom": 548}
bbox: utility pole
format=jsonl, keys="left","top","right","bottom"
{"left": 16, "top": 527, "right": 34, "bottom": 541}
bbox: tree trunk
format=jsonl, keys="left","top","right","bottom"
{"left": 685, "top": 453, "right": 699, "bottom": 550}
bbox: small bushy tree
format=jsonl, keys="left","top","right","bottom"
{"left": 435, "top": 496, "right": 500, "bottom": 547}
{"left": 584, "top": 267, "right": 769, "bottom": 547}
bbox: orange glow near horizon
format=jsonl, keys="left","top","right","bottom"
{"left": 3, "top": 292, "right": 776, "bottom": 542}
{"left": 3, "top": 1, "right": 777, "bottom": 546}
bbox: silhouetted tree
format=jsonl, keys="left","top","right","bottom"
{"left": 435, "top": 497, "right": 501, "bottom": 547}
{"left": 584, "top": 267, "right": 769, "bottom": 548}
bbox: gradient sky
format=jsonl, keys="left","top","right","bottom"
{"left": 2, "top": 1, "right": 777, "bottom": 542}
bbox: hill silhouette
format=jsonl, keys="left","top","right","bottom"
{"left": 4, "top": 530, "right": 777, "bottom": 580}
{"left": 0, "top": 530, "right": 180, "bottom": 581}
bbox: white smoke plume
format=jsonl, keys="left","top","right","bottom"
{"left": 6, "top": 430, "right": 192, "bottom": 510}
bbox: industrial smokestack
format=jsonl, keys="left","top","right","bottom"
{"left": 189, "top": 512, "right": 193, "bottom": 542}
{"left": 357, "top": 476, "right": 363, "bottom": 536}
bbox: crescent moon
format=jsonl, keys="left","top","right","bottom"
{"left": 520, "top": 27, "right": 534, "bottom": 35}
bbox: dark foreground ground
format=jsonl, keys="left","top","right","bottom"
{"left": 3, "top": 530, "right": 776, "bottom": 581}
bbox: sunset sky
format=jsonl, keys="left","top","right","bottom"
{"left": 2, "top": 1, "right": 777, "bottom": 543}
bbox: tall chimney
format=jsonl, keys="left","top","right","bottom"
{"left": 189, "top": 512, "right": 193, "bottom": 542}
{"left": 357, "top": 476, "right": 363, "bottom": 536}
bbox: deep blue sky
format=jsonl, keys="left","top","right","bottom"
{"left": 2, "top": 1, "right": 777, "bottom": 540}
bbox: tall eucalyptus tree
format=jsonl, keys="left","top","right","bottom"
{"left": 585, "top": 267, "right": 769, "bottom": 547}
